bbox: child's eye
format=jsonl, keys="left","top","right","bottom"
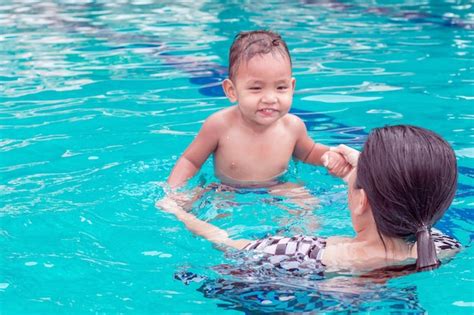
{"left": 249, "top": 87, "right": 261, "bottom": 91}
{"left": 277, "top": 86, "right": 289, "bottom": 90}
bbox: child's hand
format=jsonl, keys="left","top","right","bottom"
{"left": 322, "top": 151, "right": 353, "bottom": 179}
{"left": 321, "top": 144, "right": 360, "bottom": 182}
{"left": 331, "top": 145, "right": 360, "bottom": 167}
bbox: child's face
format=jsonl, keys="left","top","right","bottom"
{"left": 225, "top": 53, "right": 295, "bottom": 127}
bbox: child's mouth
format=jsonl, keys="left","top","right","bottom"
{"left": 258, "top": 108, "right": 278, "bottom": 116}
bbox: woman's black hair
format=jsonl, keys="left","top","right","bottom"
{"left": 356, "top": 125, "right": 457, "bottom": 270}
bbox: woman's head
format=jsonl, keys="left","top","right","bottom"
{"left": 356, "top": 125, "right": 458, "bottom": 269}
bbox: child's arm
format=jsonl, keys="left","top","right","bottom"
{"left": 292, "top": 116, "right": 329, "bottom": 165}
{"left": 291, "top": 116, "right": 352, "bottom": 177}
{"left": 167, "top": 116, "right": 221, "bottom": 188}
{"left": 156, "top": 197, "right": 250, "bottom": 250}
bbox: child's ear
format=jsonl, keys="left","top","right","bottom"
{"left": 291, "top": 77, "right": 296, "bottom": 91}
{"left": 222, "top": 79, "right": 237, "bottom": 103}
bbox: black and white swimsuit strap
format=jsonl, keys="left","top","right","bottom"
{"left": 431, "top": 228, "right": 461, "bottom": 252}
{"left": 243, "top": 235, "right": 327, "bottom": 261}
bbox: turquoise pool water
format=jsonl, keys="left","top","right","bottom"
{"left": 1, "top": 0, "right": 473, "bottom": 313}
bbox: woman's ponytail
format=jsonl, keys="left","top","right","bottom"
{"left": 416, "top": 225, "right": 440, "bottom": 271}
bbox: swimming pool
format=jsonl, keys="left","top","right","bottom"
{"left": 1, "top": 0, "right": 473, "bottom": 313}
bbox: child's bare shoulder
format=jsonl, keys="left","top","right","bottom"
{"left": 202, "top": 106, "right": 237, "bottom": 132}
{"left": 282, "top": 113, "right": 307, "bottom": 133}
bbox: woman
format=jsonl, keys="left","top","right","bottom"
{"left": 157, "top": 125, "right": 460, "bottom": 273}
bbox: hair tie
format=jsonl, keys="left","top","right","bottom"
{"left": 416, "top": 224, "right": 430, "bottom": 235}
{"left": 272, "top": 39, "right": 280, "bottom": 46}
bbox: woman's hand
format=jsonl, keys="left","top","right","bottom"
{"left": 155, "top": 196, "right": 186, "bottom": 216}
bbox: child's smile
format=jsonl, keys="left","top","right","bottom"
{"left": 230, "top": 53, "right": 295, "bottom": 128}
{"left": 257, "top": 108, "right": 280, "bottom": 117}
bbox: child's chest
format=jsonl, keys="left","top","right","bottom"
{"left": 213, "top": 128, "right": 296, "bottom": 180}
{"left": 217, "top": 128, "right": 295, "bottom": 160}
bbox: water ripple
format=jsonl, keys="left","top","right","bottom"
{"left": 0, "top": 1, "right": 472, "bottom": 313}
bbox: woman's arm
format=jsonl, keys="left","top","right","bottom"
{"left": 156, "top": 197, "right": 250, "bottom": 250}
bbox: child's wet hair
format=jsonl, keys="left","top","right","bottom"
{"left": 356, "top": 125, "right": 458, "bottom": 271}
{"left": 228, "top": 30, "right": 291, "bottom": 81}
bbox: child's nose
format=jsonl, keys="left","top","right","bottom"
{"left": 262, "top": 91, "right": 277, "bottom": 104}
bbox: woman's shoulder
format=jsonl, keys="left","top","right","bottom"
{"left": 325, "top": 236, "right": 352, "bottom": 245}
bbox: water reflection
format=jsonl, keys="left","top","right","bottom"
{"left": 176, "top": 261, "right": 427, "bottom": 314}
{"left": 0, "top": 0, "right": 472, "bottom": 313}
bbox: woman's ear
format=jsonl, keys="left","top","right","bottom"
{"left": 353, "top": 188, "right": 369, "bottom": 216}
{"left": 222, "top": 79, "right": 237, "bottom": 103}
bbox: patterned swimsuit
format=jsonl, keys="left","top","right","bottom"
{"left": 243, "top": 235, "right": 327, "bottom": 273}
{"left": 242, "top": 229, "right": 461, "bottom": 271}
{"left": 177, "top": 230, "right": 461, "bottom": 313}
